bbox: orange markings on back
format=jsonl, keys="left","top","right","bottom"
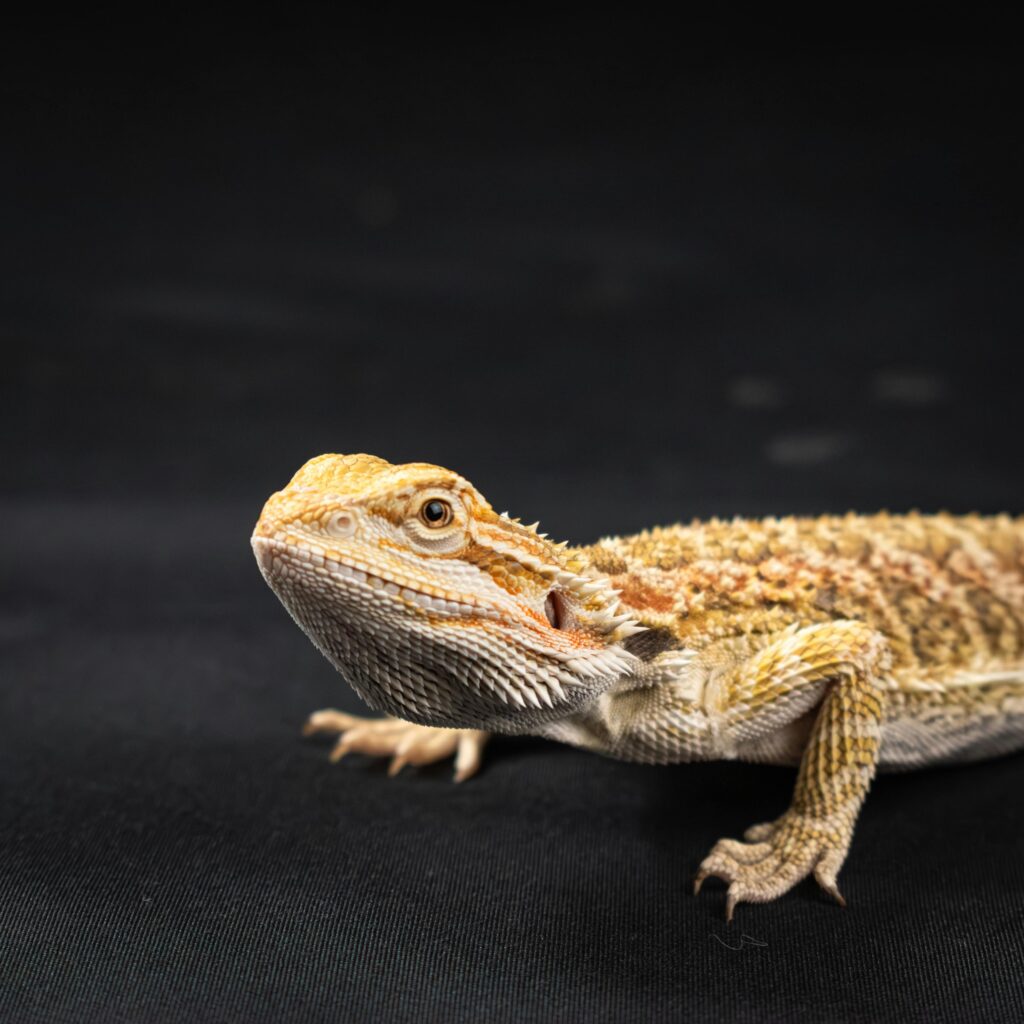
{"left": 614, "top": 577, "right": 678, "bottom": 615}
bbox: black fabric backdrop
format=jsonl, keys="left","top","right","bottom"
{"left": 2, "top": 33, "right": 1023, "bottom": 1023}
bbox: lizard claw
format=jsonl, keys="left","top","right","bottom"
{"left": 725, "top": 888, "right": 739, "bottom": 924}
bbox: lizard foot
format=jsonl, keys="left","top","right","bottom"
{"left": 302, "top": 709, "right": 489, "bottom": 782}
{"left": 693, "top": 811, "right": 852, "bottom": 921}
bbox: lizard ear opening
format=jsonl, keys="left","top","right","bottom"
{"left": 544, "top": 591, "right": 564, "bottom": 630}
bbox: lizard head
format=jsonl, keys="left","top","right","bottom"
{"left": 252, "top": 453, "right": 642, "bottom": 731}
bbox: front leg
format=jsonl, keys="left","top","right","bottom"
{"left": 695, "top": 620, "right": 890, "bottom": 919}
{"left": 303, "top": 709, "right": 490, "bottom": 782}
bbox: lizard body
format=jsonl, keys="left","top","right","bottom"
{"left": 252, "top": 454, "right": 1024, "bottom": 918}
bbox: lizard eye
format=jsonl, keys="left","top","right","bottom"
{"left": 420, "top": 499, "right": 453, "bottom": 528}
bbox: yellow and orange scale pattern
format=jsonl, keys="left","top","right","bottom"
{"left": 256, "top": 455, "right": 1024, "bottom": 915}
{"left": 577, "top": 514, "right": 1023, "bottom": 913}
{"left": 261, "top": 453, "right": 637, "bottom": 645}
{"left": 585, "top": 511, "right": 1024, "bottom": 686}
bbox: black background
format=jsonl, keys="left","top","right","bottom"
{"left": 2, "top": 30, "right": 1023, "bottom": 1023}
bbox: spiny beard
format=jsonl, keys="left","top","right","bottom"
{"left": 307, "top": 612, "right": 638, "bottom": 733}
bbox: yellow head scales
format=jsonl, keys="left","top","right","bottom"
{"left": 252, "top": 454, "right": 642, "bottom": 730}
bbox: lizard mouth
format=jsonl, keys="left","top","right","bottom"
{"left": 251, "top": 534, "right": 498, "bottom": 619}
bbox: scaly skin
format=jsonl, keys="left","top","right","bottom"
{"left": 253, "top": 454, "right": 1024, "bottom": 919}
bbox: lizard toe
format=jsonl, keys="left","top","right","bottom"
{"left": 304, "top": 710, "right": 489, "bottom": 781}
{"left": 303, "top": 708, "right": 364, "bottom": 737}
{"left": 706, "top": 837, "right": 774, "bottom": 865}
{"left": 742, "top": 821, "right": 778, "bottom": 842}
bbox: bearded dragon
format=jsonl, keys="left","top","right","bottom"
{"left": 252, "top": 453, "right": 1024, "bottom": 920}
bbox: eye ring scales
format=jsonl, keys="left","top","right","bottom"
{"left": 420, "top": 499, "right": 453, "bottom": 528}
{"left": 327, "top": 510, "right": 356, "bottom": 538}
